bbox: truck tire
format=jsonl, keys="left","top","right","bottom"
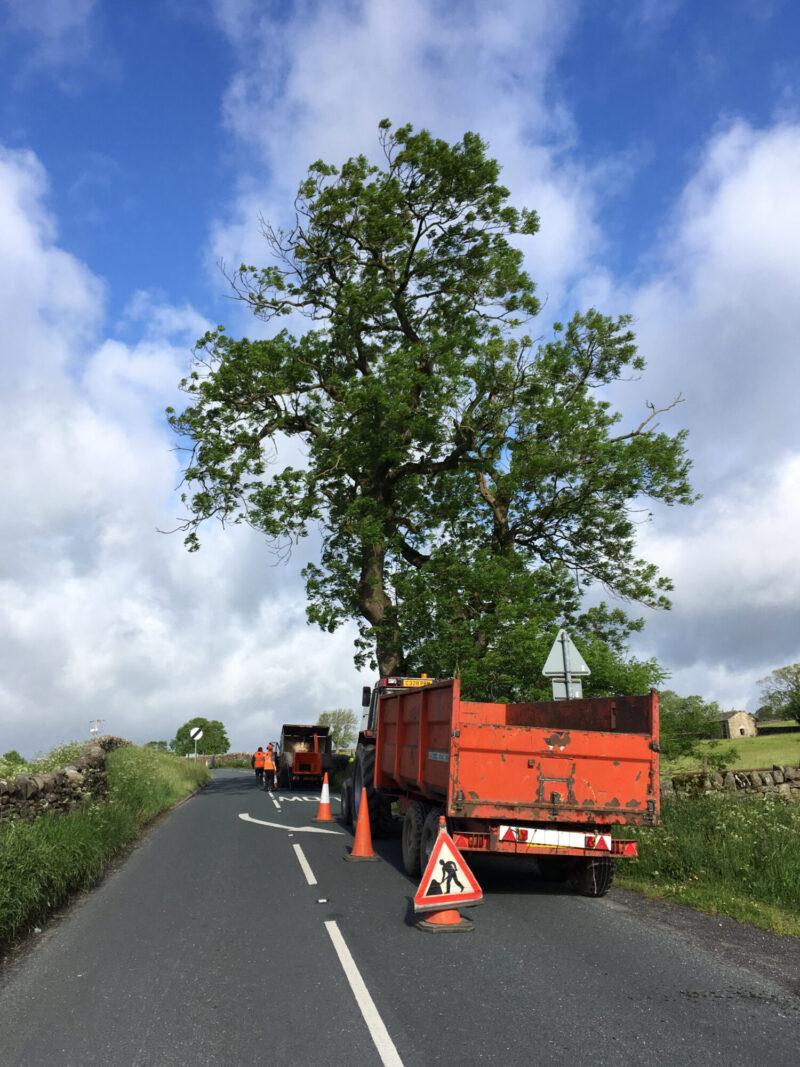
{"left": 353, "top": 744, "right": 393, "bottom": 839}
{"left": 420, "top": 808, "right": 442, "bottom": 871}
{"left": 401, "top": 802, "right": 428, "bottom": 876}
{"left": 572, "top": 857, "right": 615, "bottom": 897}
{"left": 340, "top": 779, "right": 354, "bottom": 829}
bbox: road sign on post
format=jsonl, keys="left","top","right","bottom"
{"left": 189, "top": 727, "right": 203, "bottom": 759}
{"left": 542, "top": 629, "right": 590, "bottom": 700}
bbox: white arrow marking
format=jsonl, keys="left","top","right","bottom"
{"left": 238, "top": 813, "right": 344, "bottom": 835}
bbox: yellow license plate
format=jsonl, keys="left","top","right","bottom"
{"left": 402, "top": 678, "right": 434, "bottom": 687}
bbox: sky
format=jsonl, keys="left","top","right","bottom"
{"left": 1, "top": 0, "right": 799, "bottom": 758}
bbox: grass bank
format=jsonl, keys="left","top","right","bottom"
{"left": 615, "top": 794, "right": 800, "bottom": 937}
{"left": 0, "top": 746, "right": 209, "bottom": 949}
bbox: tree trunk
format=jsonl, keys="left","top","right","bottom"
{"left": 357, "top": 542, "right": 405, "bottom": 677}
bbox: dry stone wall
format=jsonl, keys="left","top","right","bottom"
{"left": 663, "top": 763, "right": 800, "bottom": 801}
{"left": 0, "top": 735, "right": 131, "bottom": 822}
{"left": 205, "top": 751, "right": 251, "bottom": 768}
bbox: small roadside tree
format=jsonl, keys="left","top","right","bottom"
{"left": 756, "top": 664, "right": 800, "bottom": 725}
{"left": 658, "top": 691, "right": 735, "bottom": 767}
{"left": 317, "top": 709, "right": 359, "bottom": 750}
{"left": 171, "top": 718, "right": 230, "bottom": 756}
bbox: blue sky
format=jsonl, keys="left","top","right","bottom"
{"left": 1, "top": 0, "right": 799, "bottom": 756}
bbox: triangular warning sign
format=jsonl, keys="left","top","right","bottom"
{"left": 542, "top": 629, "right": 591, "bottom": 678}
{"left": 413, "top": 823, "right": 483, "bottom": 913}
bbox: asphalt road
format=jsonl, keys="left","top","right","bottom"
{"left": 1, "top": 769, "right": 799, "bottom": 1066}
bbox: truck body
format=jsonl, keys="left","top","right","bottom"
{"left": 347, "top": 676, "right": 659, "bottom": 895}
{"left": 277, "top": 724, "right": 333, "bottom": 791}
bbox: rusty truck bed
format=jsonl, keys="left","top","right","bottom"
{"left": 373, "top": 678, "right": 659, "bottom": 826}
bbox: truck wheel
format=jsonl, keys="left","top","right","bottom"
{"left": 572, "top": 857, "right": 615, "bottom": 897}
{"left": 353, "top": 744, "right": 393, "bottom": 839}
{"left": 420, "top": 809, "right": 442, "bottom": 871}
{"left": 341, "top": 780, "right": 354, "bottom": 828}
{"left": 401, "top": 802, "right": 428, "bottom": 876}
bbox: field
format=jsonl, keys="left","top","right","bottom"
{"left": 663, "top": 722, "right": 800, "bottom": 774}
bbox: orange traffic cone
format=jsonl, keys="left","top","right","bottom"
{"left": 343, "top": 787, "right": 381, "bottom": 862}
{"left": 313, "top": 773, "right": 334, "bottom": 822}
{"left": 416, "top": 907, "right": 474, "bottom": 932}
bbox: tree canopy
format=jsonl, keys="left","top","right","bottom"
{"left": 317, "top": 708, "right": 359, "bottom": 750}
{"left": 171, "top": 717, "right": 230, "bottom": 756}
{"left": 757, "top": 664, "right": 800, "bottom": 724}
{"left": 169, "top": 119, "right": 694, "bottom": 693}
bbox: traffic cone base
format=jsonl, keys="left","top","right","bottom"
{"left": 416, "top": 908, "right": 474, "bottom": 933}
{"left": 343, "top": 787, "right": 381, "bottom": 862}
{"left": 313, "top": 773, "right": 334, "bottom": 822}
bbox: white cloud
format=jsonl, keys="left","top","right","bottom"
{"left": 209, "top": 0, "right": 600, "bottom": 305}
{"left": 0, "top": 143, "right": 370, "bottom": 758}
{"left": 0, "top": 0, "right": 114, "bottom": 88}
{"left": 623, "top": 120, "right": 800, "bottom": 706}
{"left": 630, "top": 120, "right": 800, "bottom": 478}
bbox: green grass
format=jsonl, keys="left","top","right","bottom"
{"left": 0, "top": 741, "right": 85, "bottom": 780}
{"left": 663, "top": 723, "right": 800, "bottom": 774}
{"left": 0, "top": 746, "right": 209, "bottom": 948}
{"left": 615, "top": 793, "right": 800, "bottom": 937}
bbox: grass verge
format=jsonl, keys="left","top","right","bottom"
{"left": 615, "top": 793, "right": 800, "bottom": 937}
{"left": 0, "top": 746, "right": 209, "bottom": 949}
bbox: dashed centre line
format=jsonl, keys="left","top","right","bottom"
{"left": 293, "top": 843, "right": 318, "bottom": 885}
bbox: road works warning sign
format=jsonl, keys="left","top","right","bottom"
{"left": 413, "top": 826, "right": 483, "bottom": 913}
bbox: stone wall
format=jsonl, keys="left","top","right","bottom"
{"left": 663, "top": 763, "right": 800, "bottom": 802}
{"left": 0, "top": 735, "right": 131, "bottom": 822}
{"left": 205, "top": 751, "right": 251, "bottom": 768}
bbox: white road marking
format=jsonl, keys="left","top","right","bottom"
{"left": 269, "top": 791, "right": 281, "bottom": 810}
{"left": 293, "top": 844, "right": 317, "bottom": 886}
{"left": 324, "top": 921, "right": 404, "bottom": 1067}
{"left": 238, "top": 812, "right": 344, "bottom": 835}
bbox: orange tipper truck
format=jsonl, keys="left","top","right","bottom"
{"left": 343, "top": 676, "right": 659, "bottom": 897}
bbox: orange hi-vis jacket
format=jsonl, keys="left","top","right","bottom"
{"left": 253, "top": 749, "right": 266, "bottom": 769}
{"left": 264, "top": 750, "right": 276, "bottom": 771}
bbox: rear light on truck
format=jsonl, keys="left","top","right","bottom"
{"left": 611, "top": 840, "right": 638, "bottom": 856}
{"left": 453, "top": 833, "right": 490, "bottom": 851}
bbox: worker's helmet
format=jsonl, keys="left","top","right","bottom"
{"left": 267, "top": 743, "right": 274, "bottom": 749}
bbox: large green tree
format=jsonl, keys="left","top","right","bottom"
{"left": 171, "top": 718, "right": 230, "bottom": 757}
{"left": 169, "top": 120, "right": 694, "bottom": 685}
{"left": 757, "top": 664, "right": 800, "bottom": 724}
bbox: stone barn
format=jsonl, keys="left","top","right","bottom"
{"left": 718, "top": 710, "right": 757, "bottom": 738}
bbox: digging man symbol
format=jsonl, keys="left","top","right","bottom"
{"left": 439, "top": 858, "right": 465, "bottom": 894}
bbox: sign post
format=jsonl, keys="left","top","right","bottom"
{"left": 189, "top": 726, "right": 203, "bottom": 760}
{"left": 542, "top": 629, "right": 591, "bottom": 700}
